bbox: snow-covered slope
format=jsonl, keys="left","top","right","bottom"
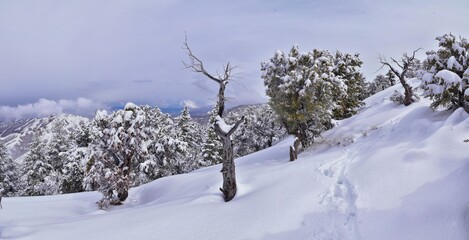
{"left": 1, "top": 79, "right": 468, "bottom": 240}
{"left": 0, "top": 118, "right": 48, "bottom": 160}
{"left": 0, "top": 114, "right": 88, "bottom": 162}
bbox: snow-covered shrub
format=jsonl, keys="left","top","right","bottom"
{"left": 367, "top": 71, "right": 397, "bottom": 96}
{"left": 421, "top": 33, "right": 469, "bottom": 112}
{"left": 84, "top": 103, "right": 203, "bottom": 208}
{"left": 331, "top": 51, "right": 367, "bottom": 119}
{"left": 60, "top": 147, "right": 86, "bottom": 194}
{"left": 226, "top": 104, "right": 287, "bottom": 157}
{"left": 85, "top": 104, "right": 149, "bottom": 208}
{"left": 390, "top": 90, "right": 420, "bottom": 105}
{"left": 390, "top": 90, "right": 404, "bottom": 104}
{"left": 261, "top": 45, "right": 365, "bottom": 148}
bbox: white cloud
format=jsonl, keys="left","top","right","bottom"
{"left": 181, "top": 100, "right": 199, "bottom": 109}
{"left": 0, "top": 98, "right": 105, "bottom": 121}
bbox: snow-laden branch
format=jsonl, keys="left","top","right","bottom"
{"left": 214, "top": 116, "right": 245, "bottom": 137}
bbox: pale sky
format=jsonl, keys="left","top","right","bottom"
{"left": 1, "top": 0, "right": 468, "bottom": 120}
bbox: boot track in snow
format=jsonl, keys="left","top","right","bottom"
{"left": 316, "top": 146, "right": 361, "bottom": 240}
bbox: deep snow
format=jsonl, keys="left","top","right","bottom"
{"left": 1, "top": 79, "right": 469, "bottom": 240}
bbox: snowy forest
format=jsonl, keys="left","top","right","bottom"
{"left": 0, "top": 104, "right": 286, "bottom": 202}
{"left": 1, "top": 33, "right": 468, "bottom": 205}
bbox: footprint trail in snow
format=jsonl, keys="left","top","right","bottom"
{"left": 314, "top": 146, "right": 361, "bottom": 240}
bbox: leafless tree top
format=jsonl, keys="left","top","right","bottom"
{"left": 378, "top": 48, "right": 422, "bottom": 77}
{"left": 182, "top": 35, "right": 237, "bottom": 84}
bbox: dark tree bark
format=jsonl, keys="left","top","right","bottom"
{"left": 281, "top": 118, "right": 305, "bottom": 161}
{"left": 109, "top": 149, "right": 132, "bottom": 204}
{"left": 289, "top": 138, "right": 300, "bottom": 161}
{"left": 214, "top": 117, "right": 244, "bottom": 201}
{"left": 379, "top": 48, "right": 421, "bottom": 106}
{"left": 183, "top": 35, "right": 243, "bottom": 202}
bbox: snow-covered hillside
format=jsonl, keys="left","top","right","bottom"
{"left": 1, "top": 79, "right": 468, "bottom": 240}
{"left": 0, "top": 114, "right": 88, "bottom": 162}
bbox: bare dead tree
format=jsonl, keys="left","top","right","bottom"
{"left": 379, "top": 48, "right": 421, "bottom": 106}
{"left": 183, "top": 36, "right": 244, "bottom": 202}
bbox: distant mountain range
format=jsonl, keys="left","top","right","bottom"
{"left": 161, "top": 105, "right": 214, "bottom": 117}
{"left": 0, "top": 114, "right": 88, "bottom": 162}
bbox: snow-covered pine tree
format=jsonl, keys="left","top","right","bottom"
{"left": 129, "top": 105, "right": 166, "bottom": 185}
{"left": 47, "top": 119, "right": 70, "bottom": 174}
{"left": 421, "top": 33, "right": 469, "bottom": 113}
{"left": 59, "top": 119, "right": 92, "bottom": 193}
{"left": 74, "top": 120, "right": 92, "bottom": 148}
{"left": 153, "top": 124, "right": 187, "bottom": 177}
{"left": 331, "top": 51, "right": 366, "bottom": 119}
{"left": 83, "top": 111, "right": 111, "bottom": 192}
{"left": 140, "top": 105, "right": 188, "bottom": 180}
{"left": 60, "top": 146, "right": 85, "bottom": 194}
{"left": 21, "top": 130, "right": 58, "bottom": 196}
{"left": 176, "top": 105, "right": 202, "bottom": 172}
{"left": 86, "top": 109, "right": 125, "bottom": 208}
{"left": 262, "top": 46, "right": 345, "bottom": 155}
{"left": 0, "top": 141, "right": 18, "bottom": 196}
{"left": 177, "top": 106, "right": 195, "bottom": 143}
{"left": 201, "top": 106, "right": 223, "bottom": 167}
{"left": 177, "top": 106, "right": 199, "bottom": 150}
{"left": 85, "top": 103, "right": 149, "bottom": 209}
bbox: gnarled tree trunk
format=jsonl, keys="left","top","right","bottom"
{"left": 289, "top": 138, "right": 300, "bottom": 161}
{"left": 401, "top": 80, "right": 414, "bottom": 106}
{"left": 216, "top": 130, "right": 237, "bottom": 201}
{"left": 214, "top": 117, "right": 244, "bottom": 201}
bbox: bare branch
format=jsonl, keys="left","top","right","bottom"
{"left": 390, "top": 57, "right": 403, "bottom": 69}
{"left": 411, "top": 48, "right": 422, "bottom": 59}
{"left": 182, "top": 34, "right": 240, "bottom": 117}
{"left": 182, "top": 34, "right": 222, "bottom": 83}
{"left": 227, "top": 117, "right": 245, "bottom": 136}
{"left": 182, "top": 33, "right": 239, "bottom": 85}
{"left": 379, "top": 55, "right": 401, "bottom": 77}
